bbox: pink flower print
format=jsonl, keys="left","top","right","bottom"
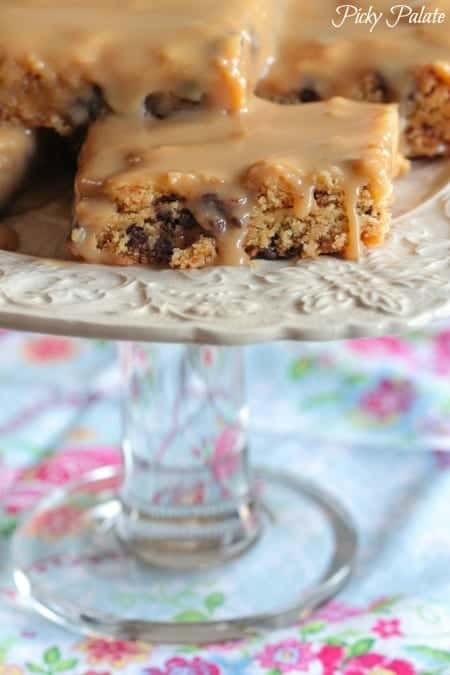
{"left": 76, "top": 637, "right": 150, "bottom": 668}
{"left": 192, "top": 427, "right": 242, "bottom": 498}
{"left": 372, "top": 618, "right": 403, "bottom": 639}
{"left": 360, "top": 378, "right": 416, "bottom": 420}
{"left": 202, "top": 347, "right": 215, "bottom": 368}
{"left": 23, "top": 336, "right": 77, "bottom": 363}
{"left": 256, "top": 639, "right": 315, "bottom": 673}
{"left": 313, "top": 600, "right": 362, "bottom": 623}
{"left": 0, "top": 464, "right": 20, "bottom": 500}
{"left": 348, "top": 337, "right": 413, "bottom": 362}
{"left": 3, "top": 483, "right": 48, "bottom": 514}
{"left": 145, "top": 656, "right": 219, "bottom": 675}
{"left": 27, "top": 504, "right": 83, "bottom": 540}
{"left": 207, "top": 427, "right": 241, "bottom": 483}
{"left": 434, "top": 329, "right": 450, "bottom": 374}
{"left": 84, "top": 672, "right": 111, "bottom": 675}
{"left": 22, "top": 447, "right": 121, "bottom": 486}
{"left": 343, "top": 653, "right": 415, "bottom": 675}
{"left": 316, "top": 645, "right": 346, "bottom": 675}
{"left": 433, "top": 450, "right": 450, "bottom": 470}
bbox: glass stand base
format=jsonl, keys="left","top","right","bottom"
{"left": 12, "top": 466, "right": 357, "bottom": 644}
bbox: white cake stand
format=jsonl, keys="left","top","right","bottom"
{"left": 4, "top": 162, "right": 450, "bottom": 644}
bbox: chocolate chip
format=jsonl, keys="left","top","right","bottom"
{"left": 359, "top": 71, "right": 391, "bottom": 103}
{"left": 152, "top": 205, "right": 199, "bottom": 254}
{"left": 155, "top": 193, "right": 183, "bottom": 205}
{"left": 152, "top": 237, "right": 173, "bottom": 265}
{"left": 298, "top": 87, "right": 321, "bottom": 103}
{"left": 144, "top": 90, "right": 204, "bottom": 119}
{"left": 88, "top": 85, "right": 109, "bottom": 120}
{"left": 126, "top": 225, "right": 149, "bottom": 258}
{"left": 199, "top": 193, "right": 229, "bottom": 234}
{"left": 156, "top": 207, "right": 197, "bottom": 231}
{"left": 144, "top": 92, "right": 178, "bottom": 119}
{"left": 177, "top": 208, "right": 198, "bottom": 229}
{"left": 371, "top": 72, "right": 390, "bottom": 102}
{"left": 201, "top": 193, "right": 228, "bottom": 211}
{"left": 72, "top": 85, "right": 109, "bottom": 123}
{"left": 257, "top": 245, "right": 279, "bottom": 260}
{"left": 68, "top": 85, "right": 110, "bottom": 146}
{"left": 155, "top": 206, "right": 171, "bottom": 223}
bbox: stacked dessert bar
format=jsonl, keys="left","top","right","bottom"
{"left": 0, "top": 0, "right": 448, "bottom": 268}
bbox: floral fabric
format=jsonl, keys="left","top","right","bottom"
{"left": 1, "top": 329, "right": 450, "bottom": 671}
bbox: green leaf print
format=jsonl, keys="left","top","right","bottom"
{"left": 26, "top": 647, "right": 78, "bottom": 675}
{"left": 347, "top": 638, "right": 375, "bottom": 658}
{"left": 43, "top": 647, "right": 61, "bottom": 666}
{"left": 407, "top": 646, "right": 450, "bottom": 663}
{"left": 266, "top": 669, "right": 281, "bottom": 675}
{"left": 343, "top": 373, "right": 370, "bottom": 386}
{"left": 0, "top": 638, "right": 16, "bottom": 663}
{"left": 0, "top": 516, "right": 18, "bottom": 538}
{"left": 26, "top": 665, "right": 47, "bottom": 674}
{"left": 300, "top": 621, "right": 326, "bottom": 635}
{"left": 173, "top": 609, "right": 209, "bottom": 623}
{"left": 439, "top": 397, "right": 450, "bottom": 415}
{"left": 369, "top": 596, "right": 402, "bottom": 613}
{"left": 289, "top": 358, "right": 314, "bottom": 380}
{"left": 177, "top": 645, "right": 201, "bottom": 654}
{"left": 303, "top": 392, "right": 340, "bottom": 409}
{"left": 95, "top": 340, "right": 110, "bottom": 349}
{"left": 52, "top": 660, "right": 79, "bottom": 672}
{"left": 325, "top": 637, "right": 348, "bottom": 647}
{"left": 205, "top": 592, "right": 224, "bottom": 614}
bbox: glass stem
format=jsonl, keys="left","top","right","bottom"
{"left": 117, "top": 343, "right": 260, "bottom": 568}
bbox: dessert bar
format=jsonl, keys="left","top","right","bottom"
{"left": 258, "top": 0, "right": 450, "bottom": 157}
{"left": 0, "top": 0, "right": 274, "bottom": 134}
{"left": 71, "top": 97, "right": 400, "bottom": 268}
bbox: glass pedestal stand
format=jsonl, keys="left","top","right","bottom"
{"left": 12, "top": 343, "right": 357, "bottom": 643}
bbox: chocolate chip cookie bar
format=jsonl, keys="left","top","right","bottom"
{"left": 71, "top": 97, "right": 400, "bottom": 268}
{"left": 257, "top": 0, "right": 450, "bottom": 157}
{"left": 0, "top": 0, "right": 275, "bottom": 135}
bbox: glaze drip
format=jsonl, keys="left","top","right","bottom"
{"left": 74, "top": 97, "right": 400, "bottom": 265}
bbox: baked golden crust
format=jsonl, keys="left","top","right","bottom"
{"left": 405, "top": 64, "right": 450, "bottom": 157}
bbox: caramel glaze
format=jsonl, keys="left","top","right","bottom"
{"left": 259, "top": 0, "right": 450, "bottom": 120}
{"left": 0, "top": 125, "right": 35, "bottom": 210}
{"left": 0, "top": 0, "right": 276, "bottom": 120}
{"left": 75, "top": 97, "right": 400, "bottom": 264}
